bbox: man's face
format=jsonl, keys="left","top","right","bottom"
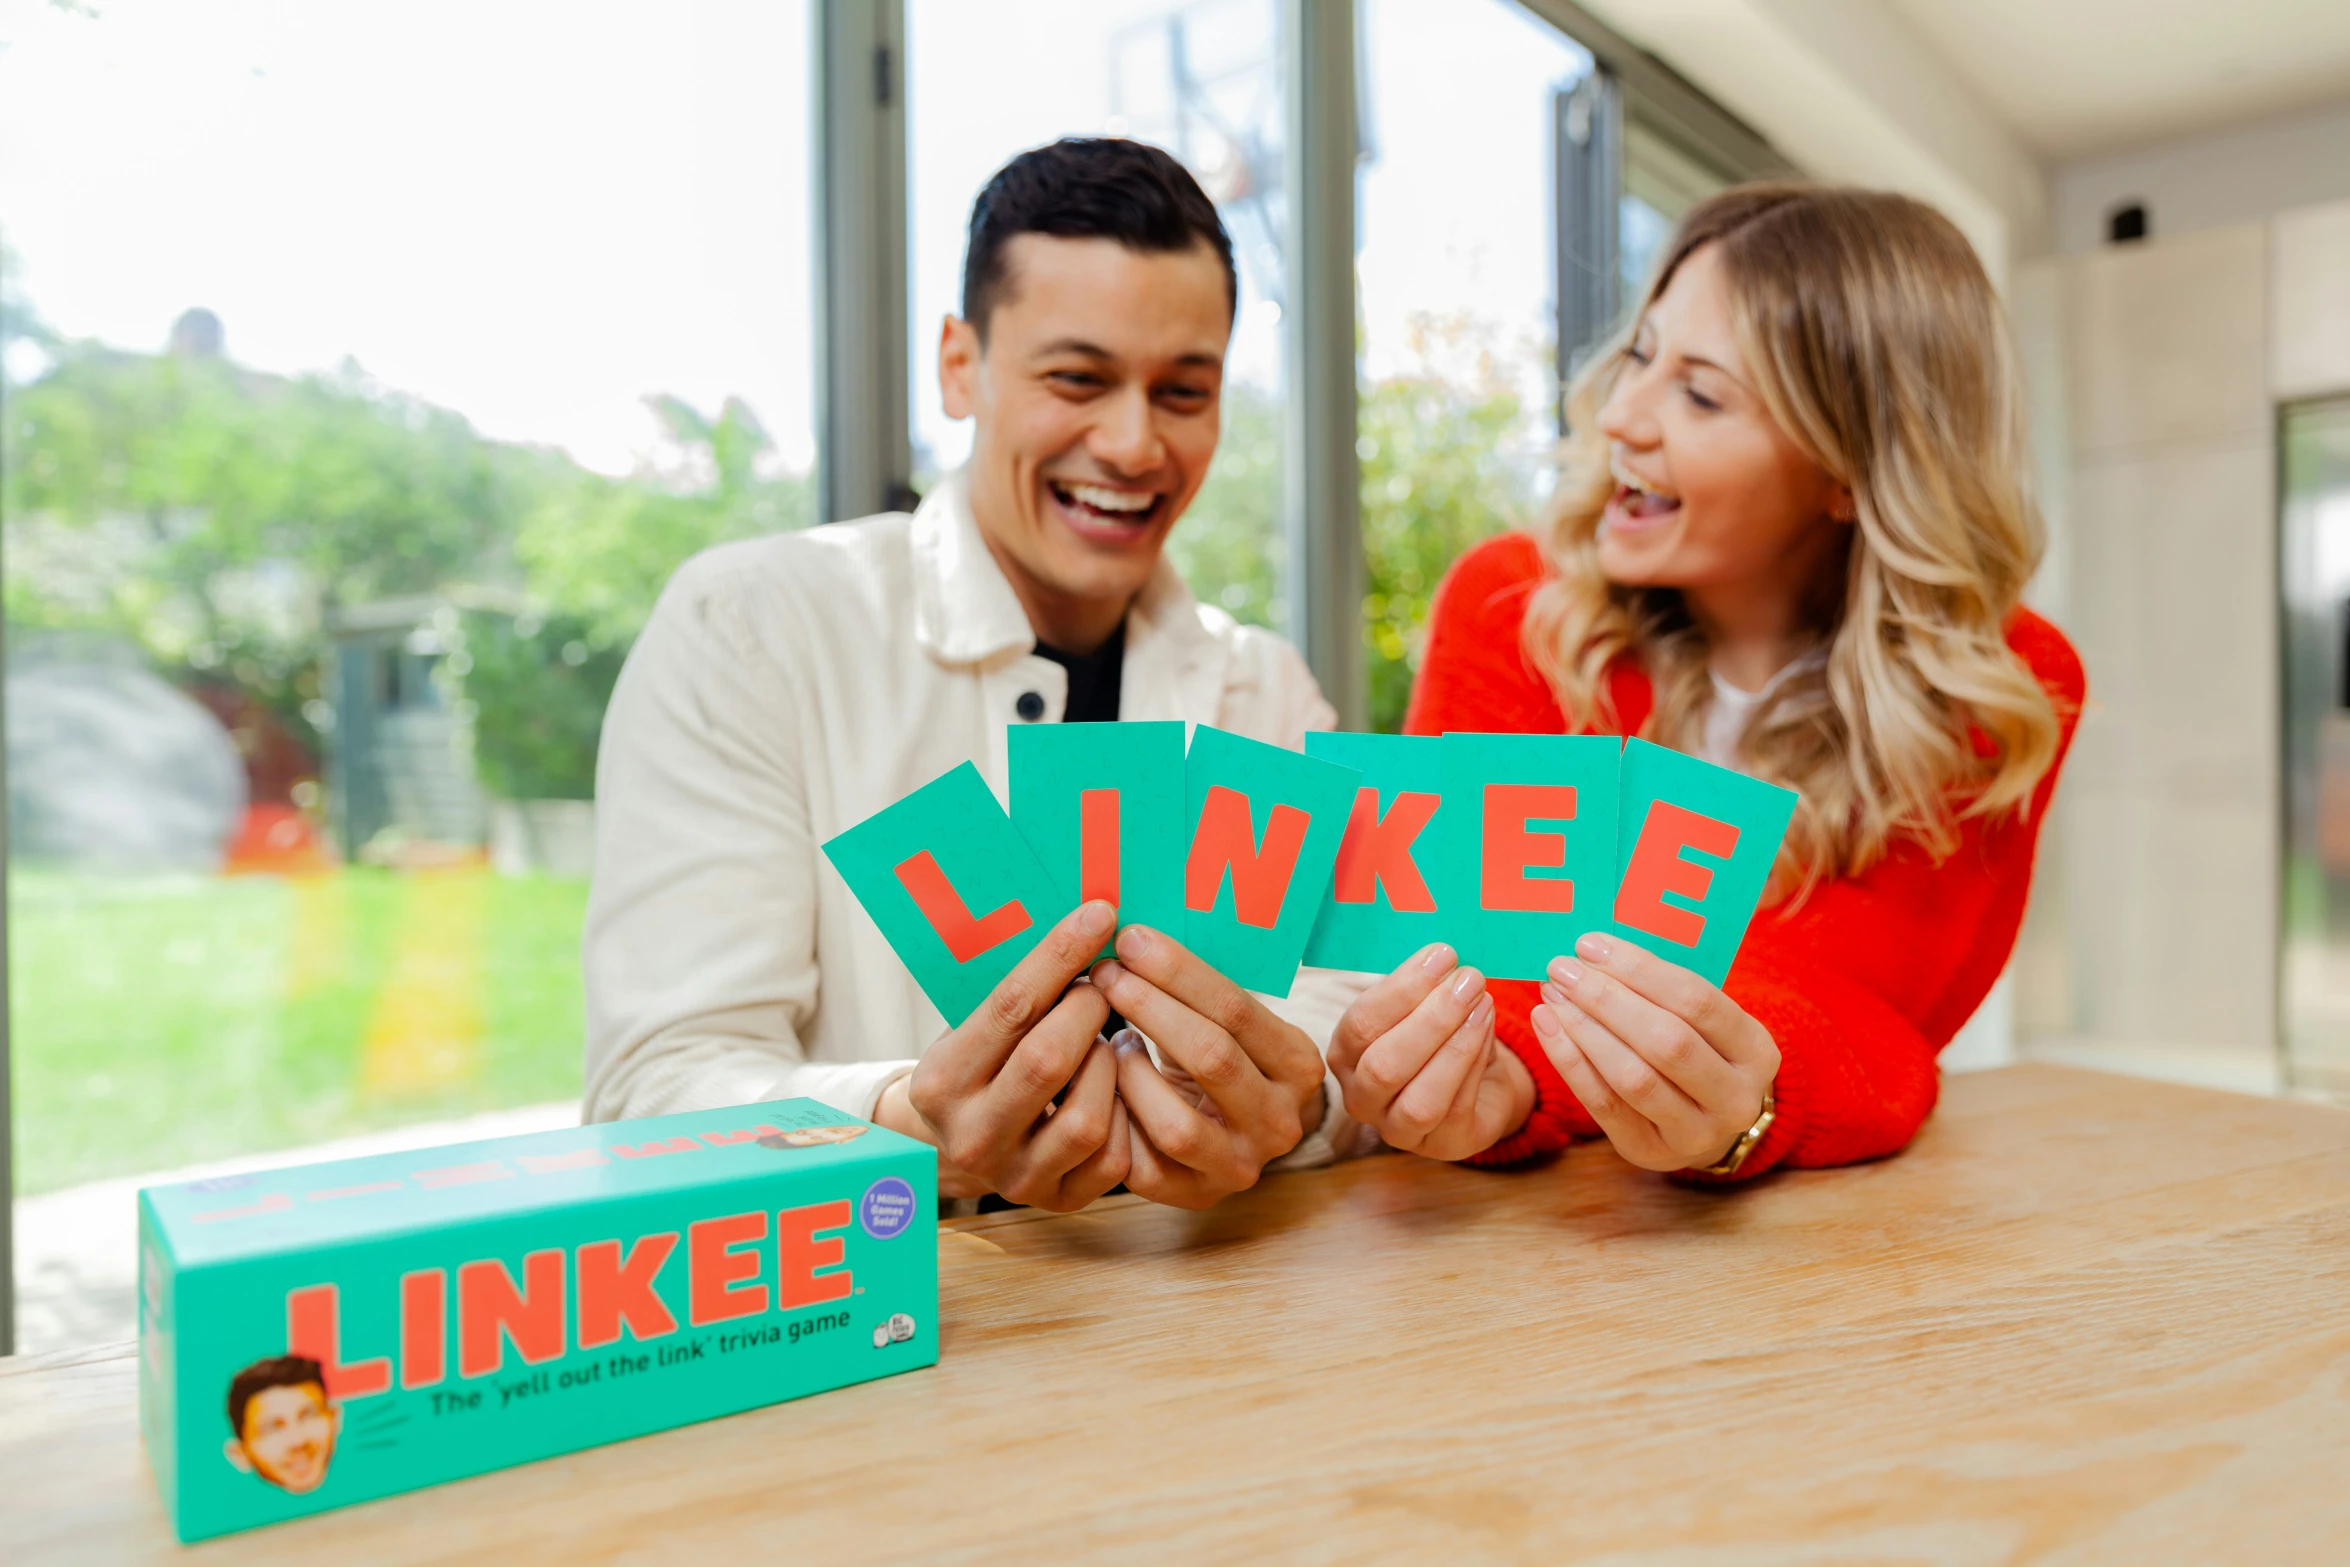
{"left": 939, "top": 233, "right": 1231, "bottom": 631}
{"left": 236, "top": 1381, "right": 339, "bottom": 1494}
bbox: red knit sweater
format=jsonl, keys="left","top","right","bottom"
{"left": 1406, "top": 532, "right": 2086, "bottom": 1179}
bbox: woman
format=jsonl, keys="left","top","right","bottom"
{"left": 1323, "top": 184, "right": 2084, "bottom": 1180}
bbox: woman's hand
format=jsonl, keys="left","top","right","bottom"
{"left": 1326, "top": 943, "right": 1536, "bottom": 1162}
{"left": 1531, "top": 933, "right": 1778, "bottom": 1173}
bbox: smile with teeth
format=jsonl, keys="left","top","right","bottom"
{"left": 1049, "top": 479, "right": 1164, "bottom": 526}
{"left": 1608, "top": 458, "right": 1683, "bottom": 522}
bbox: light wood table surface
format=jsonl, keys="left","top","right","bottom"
{"left": 5, "top": 1064, "right": 2349, "bottom": 1564}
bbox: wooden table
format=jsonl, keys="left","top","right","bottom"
{"left": 5, "top": 1065, "right": 2349, "bottom": 1564}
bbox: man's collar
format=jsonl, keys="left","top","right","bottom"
{"left": 910, "top": 469, "right": 1213, "bottom": 666}
{"left": 910, "top": 473, "right": 1037, "bottom": 665}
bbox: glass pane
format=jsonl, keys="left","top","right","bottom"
{"left": 1619, "top": 120, "right": 1733, "bottom": 302}
{"left": 1356, "top": 0, "right": 1590, "bottom": 730}
{"left": 0, "top": 0, "right": 814, "bottom": 1351}
{"left": 906, "top": 0, "right": 1289, "bottom": 633}
{"left": 2281, "top": 396, "right": 2350, "bottom": 1098}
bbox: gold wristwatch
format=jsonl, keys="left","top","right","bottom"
{"left": 1690, "top": 1084, "right": 1776, "bottom": 1178}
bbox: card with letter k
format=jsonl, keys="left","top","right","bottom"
{"left": 1301, "top": 732, "right": 1458, "bottom": 974}
{"left": 821, "top": 760, "right": 1074, "bottom": 1026}
{"left": 1607, "top": 738, "right": 1798, "bottom": 985}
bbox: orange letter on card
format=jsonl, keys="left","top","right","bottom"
{"left": 457, "top": 1251, "right": 567, "bottom": 1377}
{"left": 577, "top": 1232, "right": 680, "bottom": 1349}
{"left": 1613, "top": 801, "right": 1740, "bottom": 947}
{"left": 1330, "top": 788, "right": 1440, "bottom": 912}
{"left": 1479, "top": 784, "right": 1579, "bottom": 913}
{"left": 1185, "top": 785, "right": 1311, "bottom": 929}
{"left": 400, "top": 1269, "right": 445, "bottom": 1389}
{"left": 286, "top": 1283, "right": 391, "bottom": 1400}
{"left": 688, "top": 1211, "right": 768, "bottom": 1326}
{"left": 1079, "top": 788, "right": 1121, "bottom": 904}
{"left": 775, "top": 1200, "right": 855, "bottom": 1311}
{"left": 892, "top": 849, "right": 1032, "bottom": 962}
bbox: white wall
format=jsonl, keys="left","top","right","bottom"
{"left": 2051, "top": 98, "right": 2350, "bottom": 255}
{"left": 1575, "top": 0, "right": 2045, "bottom": 280}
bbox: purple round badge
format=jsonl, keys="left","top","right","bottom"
{"left": 861, "top": 1176, "right": 917, "bottom": 1240}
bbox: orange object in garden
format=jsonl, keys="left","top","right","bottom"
{"left": 225, "top": 803, "right": 334, "bottom": 875}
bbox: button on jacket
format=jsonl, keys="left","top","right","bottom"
{"left": 583, "top": 475, "right": 1372, "bottom": 1167}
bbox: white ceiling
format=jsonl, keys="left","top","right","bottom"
{"left": 1886, "top": 0, "right": 2350, "bottom": 160}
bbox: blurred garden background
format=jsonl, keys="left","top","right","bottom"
{"left": 1, "top": 271, "right": 1536, "bottom": 1196}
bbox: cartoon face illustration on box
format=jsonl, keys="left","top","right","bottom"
{"left": 758, "top": 1124, "right": 868, "bottom": 1150}
{"left": 223, "top": 1356, "right": 340, "bottom": 1495}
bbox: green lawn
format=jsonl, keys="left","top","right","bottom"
{"left": 10, "top": 867, "right": 589, "bottom": 1195}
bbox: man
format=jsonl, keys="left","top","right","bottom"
{"left": 584, "top": 138, "right": 1379, "bottom": 1211}
{"left": 222, "top": 1356, "right": 340, "bottom": 1494}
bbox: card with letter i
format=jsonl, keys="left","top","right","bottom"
{"left": 820, "top": 761, "right": 1074, "bottom": 1025}
{"left": 1607, "top": 739, "right": 1798, "bottom": 985}
{"left": 1008, "top": 720, "right": 1187, "bottom": 956}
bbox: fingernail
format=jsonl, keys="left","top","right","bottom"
{"left": 1417, "top": 942, "right": 1455, "bottom": 974}
{"left": 1111, "top": 1027, "right": 1145, "bottom": 1055}
{"left": 1448, "top": 965, "right": 1483, "bottom": 1001}
{"left": 1468, "top": 992, "right": 1494, "bottom": 1026}
{"left": 1541, "top": 979, "right": 1569, "bottom": 1010}
{"left": 1530, "top": 1003, "right": 1563, "bottom": 1040}
{"left": 1078, "top": 900, "right": 1116, "bottom": 938}
{"left": 1548, "top": 956, "right": 1584, "bottom": 989}
{"left": 1116, "top": 923, "right": 1156, "bottom": 960}
{"left": 1576, "top": 933, "right": 1614, "bottom": 963}
{"left": 1092, "top": 959, "right": 1127, "bottom": 988}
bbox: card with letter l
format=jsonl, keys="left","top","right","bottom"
{"left": 1607, "top": 738, "right": 1798, "bottom": 985}
{"left": 1444, "top": 732, "right": 1621, "bottom": 981}
{"left": 1301, "top": 732, "right": 1457, "bottom": 973}
{"left": 820, "top": 761, "right": 1074, "bottom": 1026}
{"left": 1008, "top": 720, "right": 1186, "bottom": 956}
{"left": 1180, "top": 725, "right": 1360, "bottom": 995}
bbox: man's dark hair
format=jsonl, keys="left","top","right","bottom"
{"left": 227, "top": 1355, "right": 327, "bottom": 1435}
{"left": 961, "top": 137, "right": 1237, "bottom": 341}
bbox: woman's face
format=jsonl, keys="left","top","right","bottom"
{"left": 1594, "top": 243, "right": 1848, "bottom": 598}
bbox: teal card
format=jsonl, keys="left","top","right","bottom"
{"left": 820, "top": 762, "right": 1074, "bottom": 1026}
{"left": 1180, "top": 725, "right": 1361, "bottom": 995}
{"left": 1008, "top": 721, "right": 1186, "bottom": 958}
{"left": 1607, "top": 739, "right": 1798, "bottom": 984}
{"left": 1443, "top": 732, "right": 1621, "bottom": 981}
{"left": 1301, "top": 732, "right": 1459, "bottom": 974}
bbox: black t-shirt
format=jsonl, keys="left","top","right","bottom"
{"left": 1033, "top": 621, "right": 1125, "bottom": 723}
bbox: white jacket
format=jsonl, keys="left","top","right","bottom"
{"left": 582, "top": 475, "right": 1371, "bottom": 1168}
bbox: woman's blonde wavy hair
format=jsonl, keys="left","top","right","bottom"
{"left": 1524, "top": 183, "right": 2062, "bottom": 889}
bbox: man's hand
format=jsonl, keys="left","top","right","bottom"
{"left": 1326, "top": 943, "right": 1534, "bottom": 1161}
{"left": 1531, "top": 933, "right": 1779, "bottom": 1173}
{"left": 1087, "top": 924, "right": 1328, "bottom": 1210}
{"left": 874, "top": 900, "right": 1132, "bottom": 1211}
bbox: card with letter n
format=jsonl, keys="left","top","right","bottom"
{"left": 1301, "top": 731, "right": 1459, "bottom": 974}
{"left": 1181, "top": 725, "right": 1361, "bottom": 995}
{"left": 1008, "top": 720, "right": 1186, "bottom": 957}
{"left": 820, "top": 761, "right": 1073, "bottom": 1026}
{"left": 1444, "top": 732, "right": 1621, "bottom": 981}
{"left": 1607, "top": 738, "right": 1798, "bottom": 984}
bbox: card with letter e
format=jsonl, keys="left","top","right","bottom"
{"left": 1181, "top": 725, "right": 1361, "bottom": 995}
{"left": 1445, "top": 732, "right": 1621, "bottom": 981}
{"left": 1607, "top": 739, "right": 1797, "bottom": 985}
{"left": 820, "top": 761, "right": 1074, "bottom": 1026}
{"left": 1301, "top": 732, "right": 1458, "bottom": 973}
{"left": 1008, "top": 721, "right": 1187, "bottom": 956}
